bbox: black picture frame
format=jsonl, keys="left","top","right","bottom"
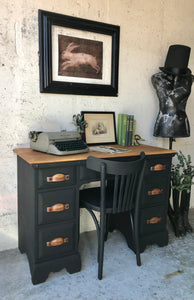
{"left": 81, "top": 111, "right": 117, "bottom": 145}
{"left": 38, "top": 10, "right": 120, "bottom": 96}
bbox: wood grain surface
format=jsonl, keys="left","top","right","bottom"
{"left": 13, "top": 145, "right": 176, "bottom": 165}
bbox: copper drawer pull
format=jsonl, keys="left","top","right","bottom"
{"left": 148, "top": 188, "right": 163, "bottom": 196}
{"left": 47, "top": 173, "right": 70, "bottom": 182}
{"left": 47, "top": 203, "right": 69, "bottom": 213}
{"left": 150, "top": 164, "right": 166, "bottom": 171}
{"left": 46, "top": 237, "right": 69, "bottom": 247}
{"left": 147, "top": 217, "right": 162, "bottom": 224}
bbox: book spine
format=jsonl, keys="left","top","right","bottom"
{"left": 120, "top": 114, "right": 128, "bottom": 146}
{"left": 125, "top": 115, "right": 130, "bottom": 146}
{"left": 131, "top": 119, "right": 136, "bottom": 146}
{"left": 117, "top": 114, "right": 123, "bottom": 145}
{"left": 128, "top": 115, "right": 134, "bottom": 146}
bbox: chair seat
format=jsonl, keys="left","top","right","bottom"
{"left": 80, "top": 187, "right": 114, "bottom": 213}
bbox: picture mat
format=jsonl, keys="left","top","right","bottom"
{"left": 52, "top": 25, "right": 112, "bottom": 84}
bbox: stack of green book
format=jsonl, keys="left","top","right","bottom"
{"left": 117, "top": 114, "right": 136, "bottom": 146}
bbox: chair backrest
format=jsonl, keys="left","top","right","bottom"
{"left": 86, "top": 152, "right": 146, "bottom": 213}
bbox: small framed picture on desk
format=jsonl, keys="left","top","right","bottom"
{"left": 82, "top": 111, "right": 117, "bottom": 145}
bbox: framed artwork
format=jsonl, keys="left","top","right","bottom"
{"left": 38, "top": 10, "right": 120, "bottom": 96}
{"left": 81, "top": 111, "right": 116, "bottom": 145}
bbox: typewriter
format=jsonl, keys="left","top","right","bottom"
{"left": 29, "top": 131, "right": 89, "bottom": 155}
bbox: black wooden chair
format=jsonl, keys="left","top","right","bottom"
{"left": 80, "top": 152, "right": 146, "bottom": 279}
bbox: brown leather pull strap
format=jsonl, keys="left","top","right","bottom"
{"left": 46, "top": 237, "right": 69, "bottom": 247}
{"left": 147, "top": 217, "right": 162, "bottom": 224}
{"left": 47, "top": 203, "right": 69, "bottom": 213}
{"left": 47, "top": 173, "right": 70, "bottom": 182}
{"left": 148, "top": 188, "right": 163, "bottom": 196}
{"left": 150, "top": 164, "right": 166, "bottom": 171}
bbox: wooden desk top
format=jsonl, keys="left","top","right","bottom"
{"left": 13, "top": 145, "right": 176, "bottom": 165}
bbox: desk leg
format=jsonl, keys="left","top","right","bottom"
{"left": 30, "top": 253, "right": 81, "bottom": 285}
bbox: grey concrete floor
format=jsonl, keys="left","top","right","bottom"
{"left": 0, "top": 210, "right": 194, "bottom": 300}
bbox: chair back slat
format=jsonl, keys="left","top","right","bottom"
{"left": 113, "top": 175, "right": 119, "bottom": 213}
{"left": 127, "top": 174, "right": 137, "bottom": 211}
{"left": 86, "top": 152, "right": 146, "bottom": 214}
{"left": 122, "top": 174, "right": 131, "bottom": 210}
{"left": 118, "top": 175, "right": 126, "bottom": 211}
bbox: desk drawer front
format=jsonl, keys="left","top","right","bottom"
{"left": 142, "top": 169, "right": 170, "bottom": 206}
{"left": 142, "top": 177, "right": 169, "bottom": 206}
{"left": 38, "top": 222, "right": 76, "bottom": 259}
{"left": 145, "top": 157, "right": 171, "bottom": 176}
{"left": 38, "top": 188, "right": 76, "bottom": 225}
{"left": 140, "top": 206, "right": 167, "bottom": 235}
{"left": 38, "top": 166, "right": 75, "bottom": 189}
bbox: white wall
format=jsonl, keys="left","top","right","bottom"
{"left": 0, "top": 0, "right": 194, "bottom": 251}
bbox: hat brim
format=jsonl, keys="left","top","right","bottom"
{"left": 159, "top": 67, "right": 191, "bottom": 76}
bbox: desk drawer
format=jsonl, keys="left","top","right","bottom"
{"left": 38, "top": 188, "right": 76, "bottom": 225}
{"left": 38, "top": 165, "right": 75, "bottom": 189}
{"left": 142, "top": 177, "right": 169, "bottom": 206}
{"left": 145, "top": 157, "right": 171, "bottom": 176}
{"left": 38, "top": 222, "right": 76, "bottom": 259}
{"left": 140, "top": 205, "right": 167, "bottom": 235}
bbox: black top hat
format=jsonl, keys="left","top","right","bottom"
{"left": 159, "top": 44, "right": 191, "bottom": 75}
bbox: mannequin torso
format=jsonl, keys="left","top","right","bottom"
{"left": 152, "top": 72, "right": 194, "bottom": 137}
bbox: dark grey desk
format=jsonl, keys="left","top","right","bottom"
{"left": 14, "top": 145, "right": 176, "bottom": 284}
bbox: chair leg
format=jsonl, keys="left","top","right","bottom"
{"left": 98, "top": 229, "right": 105, "bottom": 279}
{"left": 130, "top": 212, "right": 141, "bottom": 266}
{"left": 135, "top": 226, "right": 141, "bottom": 266}
{"left": 97, "top": 235, "right": 100, "bottom": 263}
{"left": 104, "top": 214, "right": 110, "bottom": 241}
{"left": 135, "top": 236, "right": 141, "bottom": 266}
{"left": 98, "top": 213, "right": 106, "bottom": 280}
{"left": 97, "top": 216, "right": 106, "bottom": 264}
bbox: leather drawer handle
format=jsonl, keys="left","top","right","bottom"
{"left": 47, "top": 203, "right": 69, "bottom": 213}
{"left": 148, "top": 188, "right": 163, "bottom": 196}
{"left": 150, "top": 164, "right": 166, "bottom": 171}
{"left": 47, "top": 173, "right": 70, "bottom": 182}
{"left": 46, "top": 237, "right": 69, "bottom": 247}
{"left": 147, "top": 217, "right": 162, "bottom": 224}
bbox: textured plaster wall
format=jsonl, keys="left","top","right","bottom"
{"left": 0, "top": 0, "right": 194, "bottom": 251}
